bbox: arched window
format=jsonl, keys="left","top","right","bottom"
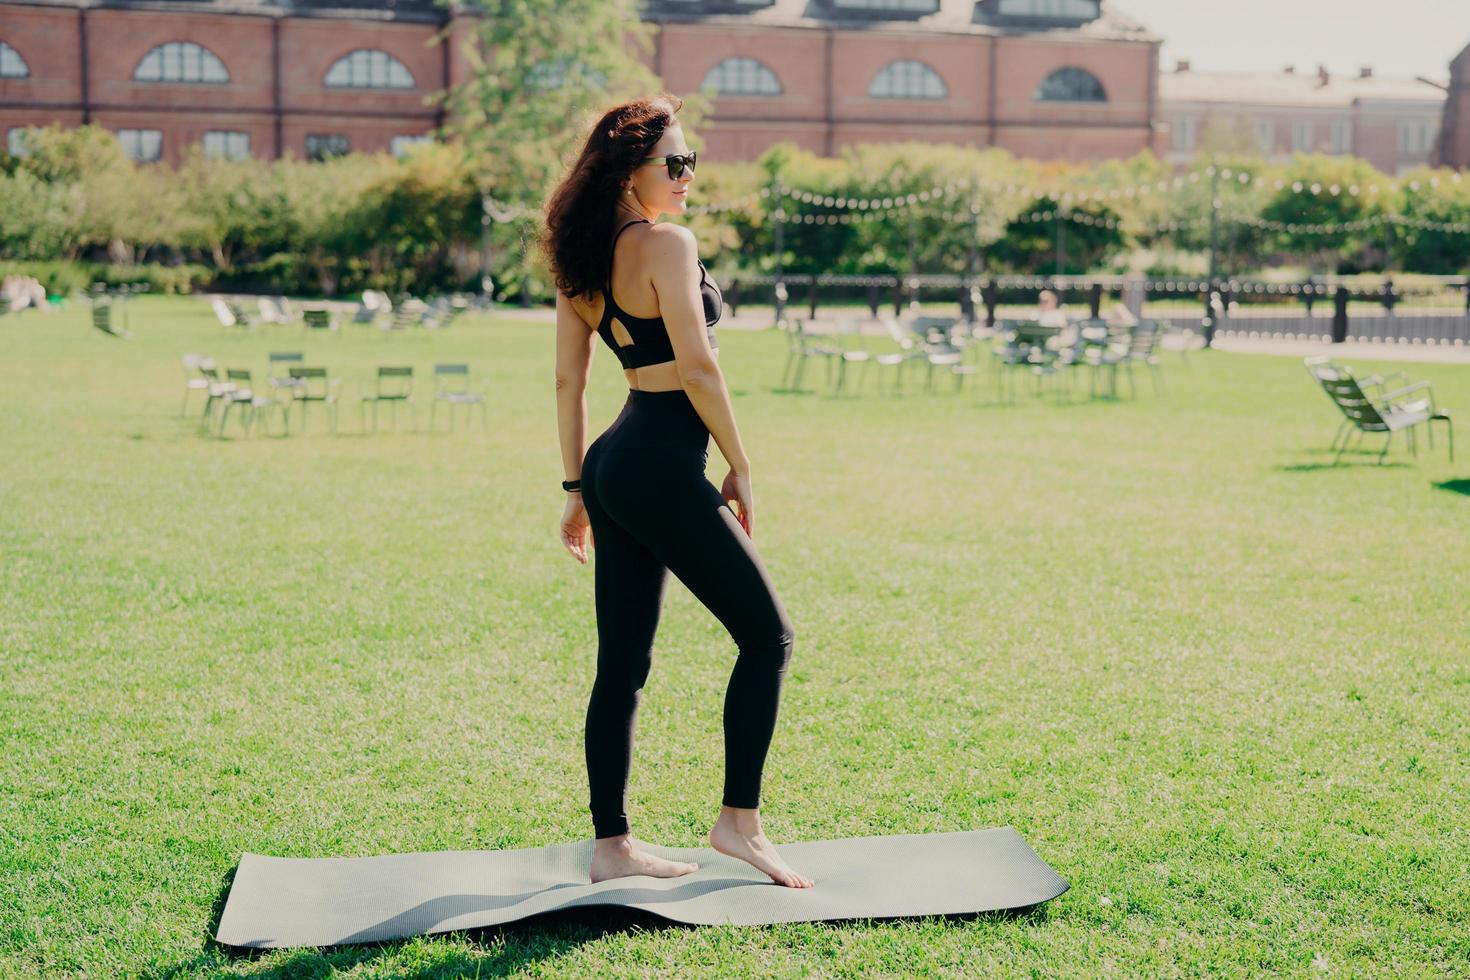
{"left": 868, "top": 59, "right": 947, "bottom": 100}
{"left": 324, "top": 49, "right": 415, "bottom": 90}
{"left": 699, "top": 57, "right": 782, "bottom": 96}
{"left": 133, "top": 42, "right": 229, "bottom": 84}
{"left": 0, "top": 41, "right": 30, "bottom": 79}
{"left": 1034, "top": 67, "right": 1107, "bottom": 102}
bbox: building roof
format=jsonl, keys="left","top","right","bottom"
{"left": 641, "top": 0, "right": 1160, "bottom": 42}
{"left": 0, "top": 0, "right": 452, "bottom": 23}
{"left": 1161, "top": 66, "right": 1446, "bottom": 109}
{"left": 1, "top": 0, "right": 1161, "bottom": 35}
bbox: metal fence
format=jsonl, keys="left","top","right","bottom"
{"left": 720, "top": 273, "right": 1470, "bottom": 347}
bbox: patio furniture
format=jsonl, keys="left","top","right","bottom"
{"left": 1304, "top": 356, "right": 1453, "bottom": 464}
{"left": 779, "top": 317, "right": 845, "bottom": 392}
{"left": 430, "top": 363, "right": 488, "bottom": 431}
{"left": 266, "top": 352, "right": 305, "bottom": 395}
{"left": 991, "top": 320, "right": 1060, "bottom": 402}
{"left": 354, "top": 289, "right": 392, "bottom": 325}
{"left": 211, "top": 296, "right": 240, "bottom": 328}
{"left": 1092, "top": 319, "right": 1163, "bottom": 398}
{"left": 217, "top": 368, "right": 287, "bottom": 438}
{"left": 90, "top": 301, "right": 134, "bottom": 340}
{"left": 287, "top": 366, "right": 341, "bottom": 434}
{"left": 301, "top": 308, "right": 337, "bottom": 334}
{"left": 180, "top": 353, "right": 216, "bottom": 415}
{"left": 359, "top": 366, "right": 415, "bottom": 432}
{"left": 258, "top": 296, "right": 295, "bottom": 325}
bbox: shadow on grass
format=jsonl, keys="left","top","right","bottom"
{"left": 1277, "top": 445, "right": 1419, "bottom": 471}
{"left": 1433, "top": 479, "right": 1470, "bottom": 496}
{"left": 1278, "top": 461, "right": 1413, "bottom": 472}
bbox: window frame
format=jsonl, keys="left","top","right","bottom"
{"left": 1033, "top": 66, "right": 1108, "bottom": 103}
{"left": 0, "top": 40, "right": 29, "bottom": 79}
{"left": 868, "top": 58, "right": 948, "bottom": 101}
{"left": 305, "top": 133, "right": 350, "bottom": 161}
{"left": 699, "top": 56, "right": 783, "bottom": 97}
{"left": 202, "top": 130, "right": 251, "bottom": 161}
{"left": 323, "top": 49, "right": 416, "bottom": 91}
{"left": 133, "top": 41, "right": 230, "bottom": 85}
{"left": 117, "top": 128, "right": 164, "bottom": 163}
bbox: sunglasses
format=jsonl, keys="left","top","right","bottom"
{"left": 641, "top": 151, "right": 697, "bottom": 180}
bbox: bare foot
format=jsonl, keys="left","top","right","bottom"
{"left": 708, "top": 806, "right": 814, "bottom": 888}
{"left": 589, "top": 834, "right": 700, "bottom": 883}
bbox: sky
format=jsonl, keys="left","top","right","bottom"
{"left": 1111, "top": 0, "right": 1470, "bottom": 82}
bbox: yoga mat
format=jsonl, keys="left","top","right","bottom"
{"left": 215, "top": 826, "right": 1068, "bottom": 949}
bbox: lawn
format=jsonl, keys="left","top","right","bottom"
{"left": 1, "top": 297, "right": 1466, "bottom": 977}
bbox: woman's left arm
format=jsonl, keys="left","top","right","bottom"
{"left": 554, "top": 290, "right": 596, "bottom": 562}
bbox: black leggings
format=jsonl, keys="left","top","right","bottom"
{"left": 579, "top": 388, "right": 796, "bottom": 840}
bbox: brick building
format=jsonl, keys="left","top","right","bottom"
{"left": 0, "top": 0, "right": 1163, "bottom": 164}
{"left": 645, "top": 0, "right": 1162, "bottom": 162}
{"left": 0, "top": 0, "right": 476, "bottom": 163}
{"left": 1435, "top": 39, "right": 1470, "bottom": 169}
{"left": 1160, "top": 60, "right": 1445, "bottom": 176}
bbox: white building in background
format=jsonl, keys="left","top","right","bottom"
{"left": 1159, "top": 60, "right": 1445, "bottom": 175}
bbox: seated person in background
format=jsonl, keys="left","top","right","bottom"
{"left": 1103, "top": 304, "right": 1138, "bottom": 328}
{"left": 1, "top": 275, "right": 49, "bottom": 313}
{"left": 1035, "top": 289, "right": 1068, "bottom": 327}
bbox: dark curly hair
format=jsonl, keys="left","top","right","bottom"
{"left": 539, "top": 93, "right": 684, "bottom": 303}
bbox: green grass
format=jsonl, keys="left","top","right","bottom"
{"left": 2, "top": 297, "right": 1467, "bottom": 977}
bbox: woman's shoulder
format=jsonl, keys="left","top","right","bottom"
{"left": 638, "top": 220, "right": 699, "bottom": 258}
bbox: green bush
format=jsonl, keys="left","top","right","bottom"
{"left": 0, "top": 259, "right": 211, "bottom": 296}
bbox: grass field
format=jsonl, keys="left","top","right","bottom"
{"left": 2, "top": 297, "right": 1467, "bottom": 977}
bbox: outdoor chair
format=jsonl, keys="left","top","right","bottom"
{"left": 1093, "top": 319, "right": 1163, "bottom": 398}
{"left": 90, "top": 302, "right": 134, "bottom": 340}
{"left": 812, "top": 317, "right": 898, "bottom": 396}
{"left": 287, "top": 366, "right": 341, "bottom": 434}
{"left": 1026, "top": 321, "right": 1089, "bottom": 403}
{"left": 211, "top": 296, "right": 239, "bottom": 328}
{"left": 919, "top": 335, "right": 972, "bottom": 392}
{"left": 779, "top": 317, "right": 846, "bottom": 392}
{"left": 217, "top": 368, "right": 286, "bottom": 438}
{"left": 258, "top": 296, "right": 295, "bottom": 325}
{"left": 216, "top": 297, "right": 257, "bottom": 328}
{"left": 266, "top": 352, "right": 305, "bottom": 396}
{"left": 302, "top": 308, "right": 337, "bottom": 334}
{"left": 430, "top": 363, "right": 488, "bottom": 431}
{"left": 180, "top": 353, "right": 216, "bottom": 415}
{"left": 991, "top": 320, "right": 1060, "bottom": 402}
{"left": 422, "top": 300, "right": 465, "bottom": 330}
{"left": 199, "top": 361, "right": 237, "bottom": 423}
{"left": 387, "top": 307, "right": 422, "bottom": 331}
{"left": 360, "top": 366, "right": 415, "bottom": 432}
{"left": 1304, "top": 356, "right": 1453, "bottom": 464}
{"left": 354, "top": 289, "right": 392, "bottom": 325}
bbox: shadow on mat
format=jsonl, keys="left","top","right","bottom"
{"left": 151, "top": 867, "right": 1053, "bottom": 977}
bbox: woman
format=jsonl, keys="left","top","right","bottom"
{"left": 542, "top": 94, "right": 812, "bottom": 889}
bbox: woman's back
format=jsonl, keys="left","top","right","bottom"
{"left": 586, "top": 217, "right": 722, "bottom": 391}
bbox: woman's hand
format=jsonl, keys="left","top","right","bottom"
{"left": 560, "top": 493, "right": 593, "bottom": 563}
{"left": 720, "top": 468, "right": 754, "bottom": 540}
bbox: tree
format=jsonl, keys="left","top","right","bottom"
{"left": 1391, "top": 168, "right": 1470, "bottom": 274}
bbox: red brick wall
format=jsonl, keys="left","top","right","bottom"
{"left": 1, "top": 5, "right": 1157, "bottom": 165}
{"left": 0, "top": 5, "right": 443, "bottom": 163}
{"left": 652, "top": 22, "right": 1157, "bottom": 163}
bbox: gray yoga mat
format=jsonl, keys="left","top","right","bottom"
{"left": 215, "top": 826, "right": 1068, "bottom": 949}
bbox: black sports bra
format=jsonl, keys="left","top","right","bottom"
{"left": 597, "top": 218, "right": 722, "bottom": 370}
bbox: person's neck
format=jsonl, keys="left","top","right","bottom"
{"left": 616, "top": 201, "right": 657, "bottom": 224}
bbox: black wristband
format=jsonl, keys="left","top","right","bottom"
{"left": 562, "top": 479, "right": 582, "bottom": 492}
